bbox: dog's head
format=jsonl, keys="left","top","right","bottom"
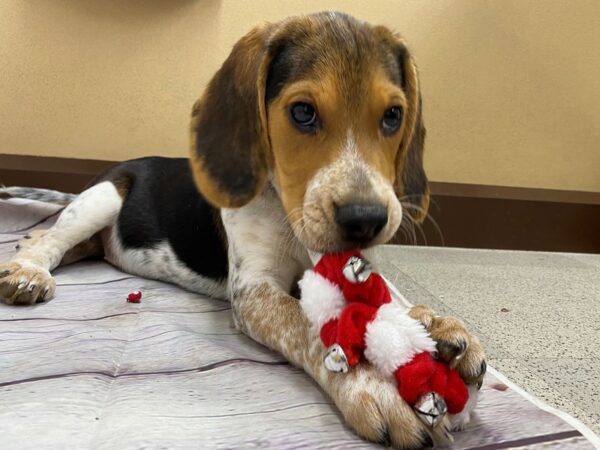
{"left": 190, "top": 12, "right": 428, "bottom": 253}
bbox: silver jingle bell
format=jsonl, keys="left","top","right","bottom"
{"left": 414, "top": 392, "right": 448, "bottom": 428}
{"left": 342, "top": 256, "right": 373, "bottom": 283}
{"left": 323, "top": 344, "right": 349, "bottom": 373}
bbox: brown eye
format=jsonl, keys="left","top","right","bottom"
{"left": 289, "top": 102, "right": 318, "bottom": 132}
{"left": 381, "top": 106, "right": 402, "bottom": 135}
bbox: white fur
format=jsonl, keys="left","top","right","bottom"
{"left": 104, "top": 231, "right": 227, "bottom": 299}
{"left": 364, "top": 301, "right": 437, "bottom": 377}
{"left": 450, "top": 384, "right": 479, "bottom": 431}
{"left": 222, "top": 188, "right": 311, "bottom": 297}
{"left": 298, "top": 270, "right": 346, "bottom": 332}
{"left": 343, "top": 129, "right": 358, "bottom": 154}
{"left": 15, "top": 181, "right": 123, "bottom": 271}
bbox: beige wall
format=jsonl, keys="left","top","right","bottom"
{"left": 1, "top": 0, "right": 599, "bottom": 192}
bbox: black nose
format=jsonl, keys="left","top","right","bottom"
{"left": 335, "top": 203, "right": 388, "bottom": 242}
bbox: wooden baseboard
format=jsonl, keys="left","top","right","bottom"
{"left": 0, "top": 154, "right": 117, "bottom": 193}
{"left": 2, "top": 154, "right": 599, "bottom": 253}
{"left": 396, "top": 194, "right": 600, "bottom": 253}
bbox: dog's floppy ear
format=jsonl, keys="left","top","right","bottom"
{"left": 393, "top": 40, "right": 430, "bottom": 223}
{"left": 190, "top": 24, "right": 275, "bottom": 208}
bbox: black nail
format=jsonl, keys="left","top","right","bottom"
{"left": 420, "top": 430, "right": 434, "bottom": 449}
{"left": 480, "top": 360, "right": 487, "bottom": 377}
{"left": 378, "top": 429, "right": 391, "bottom": 446}
{"left": 438, "top": 340, "right": 466, "bottom": 360}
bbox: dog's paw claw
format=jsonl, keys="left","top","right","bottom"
{"left": 0, "top": 261, "right": 55, "bottom": 305}
{"left": 437, "top": 339, "right": 468, "bottom": 363}
{"left": 427, "top": 315, "right": 486, "bottom": 383}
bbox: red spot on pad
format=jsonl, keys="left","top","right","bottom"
{"left": 127, "top": 291, "right": 142, "bottom": 303}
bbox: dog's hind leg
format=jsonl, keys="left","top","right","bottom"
{"left": 0, "top": 181, "right": 122, "bottom": 305}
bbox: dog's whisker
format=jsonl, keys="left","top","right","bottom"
{"left": 401, "top": 202, "right": 445, "bottom": 246}
{"left": 404, "top": 212, "right": 428, "bottom": 246}
{"left": 409, "top": 220, "right": 418, "bottom": 245}
{"left": 404, "top": 222, "right": 417, "bottom": 246}
{"left": 278, "top": 223, "right": 300, "bottom": 263}
{"left": 280, "top": 201, "right": 320, "bottom": 225}
{"left": 397, "top": 224, "right": 410, "bottom": 245}
{"left": 399, "top": 209, "right": 419, "bottom": 246}
{"left": 272, "top": 203, "right": 321, "bottom": 263}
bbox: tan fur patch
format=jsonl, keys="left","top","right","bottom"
{"left": 111, "top": 173, "right": 132, "bottom": 199}
{"left": 408, "top": 303, "right": 436, "bottom": 329}
{"left": 60, "top": 234, "right": 104, "bottom": 266}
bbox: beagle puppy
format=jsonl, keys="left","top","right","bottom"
{"left": 0, "top": 12, "right": 485, "bottom": 448}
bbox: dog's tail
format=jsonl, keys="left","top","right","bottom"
{"left": 0, "top": 186, "right": 76, "bottom": 205}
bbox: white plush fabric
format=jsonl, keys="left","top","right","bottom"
{"left": 298, "top": 270, "right": 346, "bottom": 331}
{"left": 364, "top": 301, "right": 437, "bottom": 377}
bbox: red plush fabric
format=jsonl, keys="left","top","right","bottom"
{"left": 438, "top": 366, "right": 469, "bottom": 414}
{"left": 313, "top": 250, "right": 361, "bottom": 286}
{"left": 320, "top": 318, "right": 339, "bottom": 348}
{"left": 395, "top": 352, "right": 437, "bottom": 405}
{"left": 313, "top": 251, "right": 392, "bottom": 308}
{"left": 314, "top": 252, "right": 389, "bottom": 367}
{"left": 340, "top": 272, "right": 391, "bottom": 308}
{"left": 336, "top": 303, "right": 378, "bottom": 366}
{"left": 394, "top": 352, "right": 468, "bottom": 413}
{"left": 320, "top": 304, "right": 378, "bottom": 367}
{"left": 311, "top": 251, "right": 469, "bottom": 414}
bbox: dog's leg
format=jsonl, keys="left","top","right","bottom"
{"left": 0, "top": 182, "right": 122, "bottom": 305}
{"left": 224, "top": 199, "right": 433, "bottom": 449}
{"left": 233, "top": 283, "right": 435, "bottom": 448}
{"left": 16, "top": 231, "right": 104, "bottom": 267}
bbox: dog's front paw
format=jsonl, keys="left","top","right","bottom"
{"left": 0, "top": 260, "right": 56, "bottom": 305}
{"left": 429, "top": 316, "right": 486, "bottom": 387}
{"left": 409, "top": 305, "right": 486, "bottom": 386}
{"left": 328, "top": 364, "right": 433, "bottom": 449}
{"left": 408, "top": 306, "right": 485, "bottom": 432}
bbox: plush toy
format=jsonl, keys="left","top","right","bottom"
{"left": 299, "top": 250, "right": 468, "bottom": 428}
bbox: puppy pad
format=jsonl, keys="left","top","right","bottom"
{"left": 1, "top": 199, "right": 598, "bottom": 449}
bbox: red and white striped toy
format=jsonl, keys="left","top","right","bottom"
{"left": 299, "top": 250, "right": 469, "bottom": 428}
